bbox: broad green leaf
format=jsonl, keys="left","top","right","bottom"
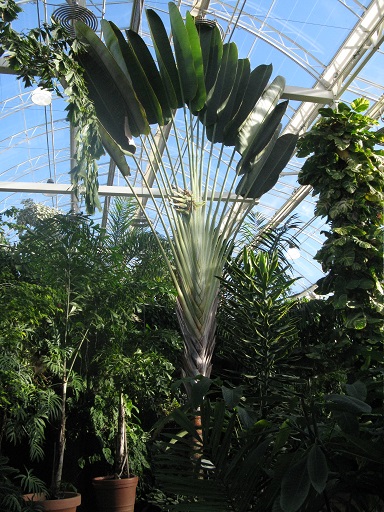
{"left": 345, "top": 277, "right": 375, "bottom": 290}
{"left": 101, "top": 19, "right": 130, "bottom": 78}
{"left": 236, "top": 125, "right": 281, "bottom": 195}
{"left": 237, "top": 133, "right": 298, "bottom": 199}
{"left": 185, "top": 12, "right": 206, "bottom": 113}
{"left": 318, "top": 107, "right": 335, "bottom": 118}
{"left": 98, "top": 121, "right": 131, "bottom": 177}
{"left": 343, "top": 310, "right": 367, "bottom": 329}
{"left": 280, "top": 456, "right": 311, "bottom": 512}
{"left": 169, "top": 2, "right": 197, "bottom": 102}
{"left": 325, "top": 394, "right": 371, "bottom": 414}
{"left": 190, "top": 376, "right": 213, "bottom": 409}
{"left": 75, "top": 20, "right": 149, "bottom": 137}
{"left": 126, "top": 28, "right": 172, "bottom": 122}
{"left": 198, "top": 23, "right": 223, "bottom": 94}
{"left": 102, "top": 21, "right": 163, "bottom": 125}
{"left": 146, "top": 8, "right": 182, "bottom": 108}
{"left": 236, "top": 75, "right": 286, "bottom": 155}
{"left": 345, "top": 381, "right": 367, "bottom": 401}
{"left": 272, "top": 420, "right": 291, "bottom": 455}
{"left": 351, "top": 97, "right": 370, "bottom": 112}
{"left": 76, "top": 50, "right": 135, "bottom": 153}
{"left": 221, "top": 385, "right": 243, "bottom": 409}
{"left": 307, "top": 444, "right": 328, "bottom": 494}
{"left": 206, "top": 58, "right": 249, "bottom": 143}
{"left": 223, "top": 64, "right": 273, "bottom": 146}
{"left": 204, "top": 42, "right": 238, "bottom": 127}
{"left": 333, "top": 293, "right": 347, "bottom": 309}
{"left": 239, "top": 100, "right": 288, "bottom": 172}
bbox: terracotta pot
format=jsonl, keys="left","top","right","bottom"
{"left": 23, "top": 492, "right": 81, "bottom": 512}
{"left": 92, "top": 475, "right": 139, "bottom": 512}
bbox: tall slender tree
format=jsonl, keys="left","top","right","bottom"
{"left": 73, "top": 4, "right": 298, "bottom": 380}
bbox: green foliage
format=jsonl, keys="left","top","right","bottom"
{"left": 86, "top": 393, "right": 150, "bottom": 477}
{"left": 153, "top": 374, "right": 384, "bottom": 512}
{"left": 218, "top": 249, "right": 299, "bottom": 415}
{"left": 0, "top": 0, "right": 21, "bottom": 23}
{"left": 297, "top": 100, "right": 384, "bottom": 364}
{"left": 153, "top": 386, "right": 271, "bottom": 512}
{"left": 0, "top": 457, "right": 47, "bottom": 512}
{"left": 1, "top": 201, "right": 180, "bottom": 494}
{"left": 236, "top": 213, "right": 301, "bottom": 268}
{"left": 0, "top": 237, "right": 64, "bottom": 461}
{"left": 73, "top": 4, "right": 298, "bottom": 207}
{"left": 0, "top": 210, "right": 114, "bottom": 492}
{"left": 0, "top": 456, "right": 23, "bottom": 512}
{"left": 0, "top": 9, "right": 104, "bottom": 212}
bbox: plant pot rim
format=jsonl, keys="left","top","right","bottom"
{"left": 23, "top": 492, "right": 81, "bottom": 502}
{"left": 92, "top": 475, "right": 138, "bottom": 482}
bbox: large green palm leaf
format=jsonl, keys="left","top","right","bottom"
{"left": 74, "top": 3, "right": 298, "bottom": 379}
{"left": 154, "top": 396, "right": 271, "bottom": 511}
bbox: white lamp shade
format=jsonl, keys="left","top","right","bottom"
{"left": 31, "top": 87, "right": 52, "bottom": 106}
{"left": 43, "top": 178, "right": 56, "bottom": 197}
{"left": 287, "top": 246, "right": 301, "bottom": 260}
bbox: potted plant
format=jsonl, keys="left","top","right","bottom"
{"left": 91, "top": 390, "right": 139, "bottom": 512}
{"left": 88, "top": 336, "right": 166, "bottom": 512}
{"left": 3, "top": 210, "right": 110, "bottom": 510}
{"left": 88, "top": 331, "right": 179, "bottom": 512}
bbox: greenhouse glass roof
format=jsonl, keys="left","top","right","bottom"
{"left": 1, "top": 0, "right": 383, "bottom": 294}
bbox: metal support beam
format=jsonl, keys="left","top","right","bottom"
{"left": 0, "top": 182, "right": 254, "bottom": 202}
{"left": 281, "top": 86, "right": 334, "bottom": 104}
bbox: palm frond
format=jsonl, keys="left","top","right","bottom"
{"left": 154, "top": 398, "right": 272, "bottom": 512}
{"left": 76, "top": 4, "right": 297, "bottom": 380}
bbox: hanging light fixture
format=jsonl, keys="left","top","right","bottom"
{"left": 52, "top": 2, "right": 98, "bottom": 37}
{"left": 31, "top": 87, "right": 52, "bottom": 106}
{"left": 286, "top": 244, "right": 301, "bottom": 260}
{"left": 43, "top": 178, "right": 56, "bottom": 197}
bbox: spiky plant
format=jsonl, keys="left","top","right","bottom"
{"left": 73, "top": 3, "right": 298, "bottom": 381}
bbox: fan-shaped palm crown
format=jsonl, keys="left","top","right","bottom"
{"left": 74, "top": 2, "right": 298, "bottom": 379}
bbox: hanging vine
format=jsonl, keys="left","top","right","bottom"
{"left": 0, "top": 0, "right": 104, "bottom": 213}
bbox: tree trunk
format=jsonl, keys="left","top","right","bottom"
{"left": 176, "top": 294, "right": 219, "bottom": 380}
{"left": 114, "top": 392, "right": 128, "bottom": 478}
{"left": 51, "top": 377, "right": 67, "bottom": 495}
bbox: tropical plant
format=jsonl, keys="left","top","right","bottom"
{"left": 71, "top": 198, "right": 181, "bottom": 484}
{"left": 296, "top": 98, "right": 384, "bottom": 370}
{"left": 1, "top": 0, "right": 298, "bottom": 388}
{"left": 235, "top": 212, "right": 301, "bottom": 266}
{"left": 152, "top": 375, "right": 384, "bottom": 512}
{"left": 0, "top": 0, "right": 104, "bottom": 212}
{"left": 217, "top": 249, "right": 299, "bottom": 416}
{"left": 0, "top": 456, "right": 47, "bottom": 512}
{"left": 268, "top": 377, "right": 384, "bottom": 512}
{"left": 0, "top": 225, "right": 62, "bottom": 465}
{"left": 71, "top": 3, "right": 298, "bottom": 385}
{"left": 152, "top": 377, "right": 271, "bottom": 512}
{"left": 6, "top": 211, "right": 111, "bottom": 497}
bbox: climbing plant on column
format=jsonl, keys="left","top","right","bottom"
{"left": 297, "top": 98, "right": 384, "bottom": 367}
